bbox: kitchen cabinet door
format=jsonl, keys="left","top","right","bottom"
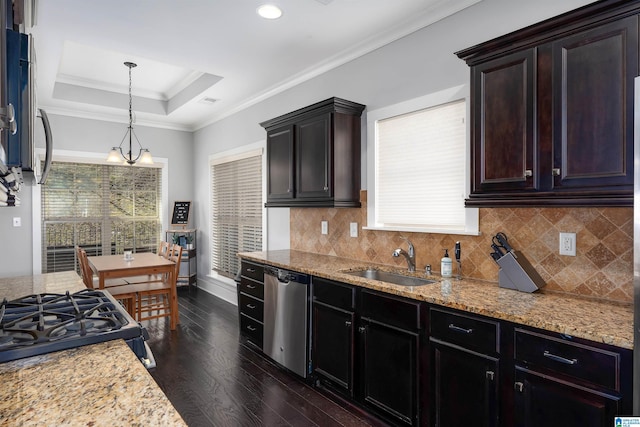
{"left": 266, "top": 124, "right": 295, "bottom": 202}
{"left": 548, "top": 16, "right": 637, "bottom": 194}
{"left": 296, "top": 113, "right": 331, "bottom": 201}
{"left": 312, "top": 301, "right": 355, "bottom": 397}
{"left": 471, "top": 49, "right": 537, "bottom": 195}
{"left": 513, "top": 368, "right": 621, "bottom": 427}
{"left": 359, "top": 319, "right": 420, "bottom": 427}
{"left": 431, "top": 342, "right": 499, "bottom": 427}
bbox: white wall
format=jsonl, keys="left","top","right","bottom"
{"left": 0, "top": 113, "right": 193, "bottom": 277}
{"left": 192, "top": 0, "right": 596, "bottom": 297}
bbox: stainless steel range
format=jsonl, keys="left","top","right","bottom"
{"left": 0, "top": 289, "right": 155, "bottom": 368}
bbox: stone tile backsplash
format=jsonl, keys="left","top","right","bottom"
{"left": 290, "top": 191, "right": 633, "bottom": 303}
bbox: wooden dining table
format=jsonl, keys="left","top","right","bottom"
{"left": 87, "top": 252, "right": 179, "bottom": 330}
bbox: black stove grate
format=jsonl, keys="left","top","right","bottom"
{"left": 0, "top": 289, "right": 150, "bottom": 364}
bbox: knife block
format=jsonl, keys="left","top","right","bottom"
{"left": 496, "top": 251, "right": 545, "bottom": 293}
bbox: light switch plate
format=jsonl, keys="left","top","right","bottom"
{"left": 350, "top": 222, "right": 358, "bottom": 238}
{"left": 559, "top": 232, "right": 576, "bottom": 256}
{"left": 321, "top": 221, "right": 328, "bottom": 235}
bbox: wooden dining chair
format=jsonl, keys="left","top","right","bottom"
{"left": 134, "top": 244, "right": 182, "bottom": 324}
{"left": 157, "top": 240, "right": 170, "bottom": 258}
{"left": 75, "top": 246, "right": 137, "bottom": 316}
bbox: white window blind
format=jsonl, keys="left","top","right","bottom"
{"left": 377, "top": 99, "right": 466, "bottom": 227}
{"left": 210, "top": 151, "right": 262, "bottom": 278}
{"left": 371, "top": 96, "right": 476, "bottom": 233}
{"left": 41, "top": 161, "right": 162, "bottom": 273}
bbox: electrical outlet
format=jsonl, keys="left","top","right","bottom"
{"left": 350, "top": 222, "right": 358, "bottom": 238}
{"left": 321, "top": 221, "right": 328, "bottom": 235}
{"left": 559, "top": 232, "right": 576, "bottom": 256}
{"left": 12, "top": 217, "right": 21, "bottom": 227}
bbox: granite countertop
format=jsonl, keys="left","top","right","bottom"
{"left": 0, "top": 271, "right": 86, "bottom": 300}
{"left": 238, "top": 250, "right": 634, "bottom": 350}
{"left": 0, "top": 340, "right": 186, "bottom": 426}
{"left": 0, "top": 271, "right": 186, "bottom": 426}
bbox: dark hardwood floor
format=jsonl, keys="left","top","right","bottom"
{"left": 143, "top": 287, "right": 388, "bottom": 427}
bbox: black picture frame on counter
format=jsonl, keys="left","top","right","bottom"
{"left": 171, "top": 201, "right": 191, "bottom": 226}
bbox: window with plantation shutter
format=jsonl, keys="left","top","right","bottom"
{"left": 366, "top": 86, "right": 479, "bottom": 235}
{"left": 41, "top": 161, "right": 162, "bottom": 273}
{"left": 210, "top": 148, "right": 263, "bottom": 278}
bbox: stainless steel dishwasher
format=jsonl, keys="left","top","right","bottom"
{"left": 263, "top": 266, "right": 310, "bottom": 378}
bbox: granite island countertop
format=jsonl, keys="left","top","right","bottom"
{"left": 0, "top": 271, "right": 186, "bottom": 426}
{"left": 238, "top": 250, "right": 634, "bottom": 350}
{"left": 0, "top": 340, "right": 186, "bottom": 426}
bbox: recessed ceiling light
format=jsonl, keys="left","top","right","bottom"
{"left": 257, "top": 4, "right": 282, "bottom": 20}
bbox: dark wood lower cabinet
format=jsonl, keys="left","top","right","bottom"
{"left": 360, "top": 320, "right": 419, "bottom": 426}
{"left": 312, "top": 301, "right": 355, "bottom": 396}
{"left": 431, "top": 342, "right": 499, "bottom": 427}
{"left": 513, "top": 368, "right": 621, "bottom": 427}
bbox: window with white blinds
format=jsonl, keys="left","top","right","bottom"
{"left": 41, "top": 161, "right": 162, "bottom": 273}
{"left": 210, "top": 149, "right": 263, "bottom": 278}
{"left": 367, "top": 86, "right": 479, "bottom": 234}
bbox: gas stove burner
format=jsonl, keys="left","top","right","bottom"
{"left": 0, "top": 289, "right": 155, "bottom": 368}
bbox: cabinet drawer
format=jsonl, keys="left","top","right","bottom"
{"left": 241, "top": 261, "right": 264, "bottom": 282}
{"left": 514, "top": 328, "right": 620, "bottom": 391}
{"left": 239, "top": 292, "right": 264, "bottom": 321}
{"left": 361, "top": 290, "right": 421, "bottom": 331}
{"left": 239, "top": 277, "right": 264, "bottom": 299}
{"left": 430, "top": 308, "right": 499, "bottom": 355}
{"left": 240, "top": 313, "right": 263, "bottom": 348}
{"left": 313, "top": 277, "right": 355, "bottom": 311}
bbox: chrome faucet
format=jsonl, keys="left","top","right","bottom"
{"left": 393, "top": 238, "right": 416, "bottom": 272}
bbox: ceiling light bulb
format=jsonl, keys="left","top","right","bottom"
{"left": 257, "top": 4, "right": 282, "bottom": 19}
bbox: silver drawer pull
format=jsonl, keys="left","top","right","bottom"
{"left": 345, "top": 320, "right": 352, "bottom": 327}
{"left": 552, "top": 168, "right": 561, "bottom": 176}
{"left": 543, "top": 350, "right": 577, "bottom": 365}
{"left": 246, "top": 304, "right": 256, "bottom": 309}
{"left": 524, "top": 169, "right": 532, "bottom": 177}
{"left": 246, "top": 284, "right": 256, "bottom": 289}
{"left": 246, "top": 268, "right": 256, "bottom": 273}
{"left": 448, "top": 324, "right": 473, "bottom": 334}
{"left": 246, "top": 325, "right": 257, "bottom": 332}
{"left": 514, "top": 382, "right": 524, "bottom": 393}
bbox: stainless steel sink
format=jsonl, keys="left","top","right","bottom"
{"left": 345, "top": 269, "right": 436, "bottom": 287}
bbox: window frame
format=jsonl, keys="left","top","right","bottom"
{"left": 208, "top": 141, "right": 267, "bottom": 287}
{"left": 32, "top": 148, "right": 169, "bottom": 274}
{"left": 365, "top": 84, "right": 479, "bottom": 235}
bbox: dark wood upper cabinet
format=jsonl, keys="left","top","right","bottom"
{"left": 265, "top": 125, "right": 294, "bottom": 202}
{"left": 457, "top": 0, "right": 640, "bottom": 207}
{"left": 260, "top": 97, "right": 365, "bottom": 208}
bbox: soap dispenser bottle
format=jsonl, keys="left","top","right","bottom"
{"left": 441, "top": 249, "right": 452, "bottom": 278}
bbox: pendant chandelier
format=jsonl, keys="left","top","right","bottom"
{"left": 107, "top": 61, "right": 153, "bottom": 165}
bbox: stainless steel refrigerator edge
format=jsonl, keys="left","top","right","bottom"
{"left": 633, "top": 75, "right": 640, "bottom": 414}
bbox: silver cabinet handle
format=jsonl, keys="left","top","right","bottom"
{"left": 358, "top": 326, "right": 366, "bottom": 333}
{"left": 552, "top": 168, "right": 561, "bottom": 176}
{"left": 514, "top": 382, "right": 524, "bottom": 392}
{"left": 524, "top": 169, "right": 532, "bottom": 177}
{"left": 246, "top": 325, "right": 256, "bottom": 332}
{"left": 345, "top": 320, "right": 352, "bottom": 327}
{"left": 486, "top": 371, "right": 495, "bottom": 381}
{"left": 246, "top": 268, "right": 256, "bottom": 273}
{"left": 246, "top": 284, "right": 256, "bottom": 289}
{"left": 246, "top": 304, "right": 256, "bottom": 309}
{"left": 543, "top": 350, "right": 577, "bottom": 365}
{"left": 448, "top": 324, "right": 473, "bottom": 334}
{"left": 323, "top": 186, "right": 329, "bottom": 191}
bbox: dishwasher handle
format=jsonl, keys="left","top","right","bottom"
{"left": 264, "top": 266, "right": 309, "bottom": 285}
